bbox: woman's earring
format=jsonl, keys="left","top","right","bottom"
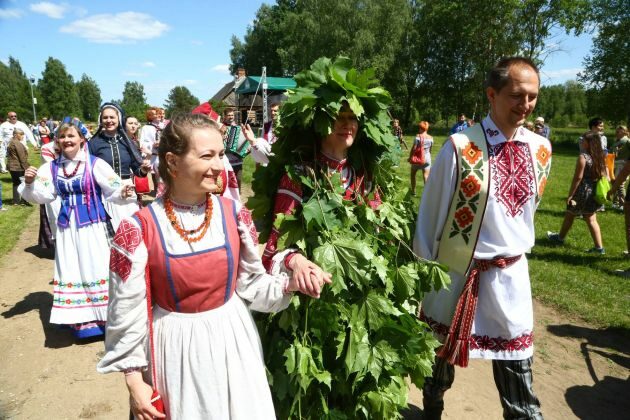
{"left": 216, "top": 174, "right": 223, "bottom": 191}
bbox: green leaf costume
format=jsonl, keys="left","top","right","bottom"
{"left": 249, "top": 57, "right": 448, "bottom": 419}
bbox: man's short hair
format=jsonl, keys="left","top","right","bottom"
{"left": 535, "top": 116, "right": 544, "bottom": 123}
{"left": 484, "top": 56, "right": 540, "bottom": 92}
{"left": 223, "top": 107, "right": 236, "bottom": 115}
{"left": 588, "top": 117, "right": 604, "bottom": 129}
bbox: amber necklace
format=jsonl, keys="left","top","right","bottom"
{"left": 62, "top": 161, "right": 82, "bottom": 178}
{"left": 163, "top": 193, "right": 213, "bottom": 243}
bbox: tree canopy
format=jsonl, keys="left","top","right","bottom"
{"left": 120, "top": 81, "right": 149, "bottom": 120}
{"left": 76, "top": 74, "right": 102, "bottom": 122}
{"left": 39, "top": 57, "right": 80, "bottom": 120}
{"left": 164, "top": 86, "right": 200, "bottom": 118}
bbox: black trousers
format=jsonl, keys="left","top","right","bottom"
{"left": 10, "top": 170, "right": 24, "bottom": 204}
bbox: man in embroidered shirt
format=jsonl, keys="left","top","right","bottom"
{"left": 1, "top": 111, "right": 38, "bottom": 172}
{"left": 414, "top": 57, "right": 551, "bottom": 419}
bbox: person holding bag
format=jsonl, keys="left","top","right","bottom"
{"left": 548, "top": 131, "right": 609, "bottom": 254}
{"left": 97, "top": 114, "right": 330, "bottom": 419}
{"left": 408, "top": 120, "right": 433, "bottom": 195}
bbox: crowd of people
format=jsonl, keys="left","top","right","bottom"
{"left": 0, "top": 54, "right": 627, "bottom": 419}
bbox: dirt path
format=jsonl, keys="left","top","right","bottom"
{"left": 0, "top": 210, "right": 628, "bottom": 419}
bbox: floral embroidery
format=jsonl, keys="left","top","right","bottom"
{"left": 461, "top": 175, "right": 481, "bottom": 198}
{"left": 535, "top": 145, "right": 552, "bottom": 201}
{"left": 462, "top": 142, "right": 482, "bottom": 165}
{"left": 36, "top": 175, "right": 51, "bottom": 187}
{"left": 108, "top": 176, "right": 121, "bottom": 188}
{"left": 113, "top": 219, "right": 142, "bottom": 254}
{"left": 536, "top": 145, "right": 550, "bottom": 167}
{"left": 454, "top": 207, "right": 474, "bottom": 228}
{"left": 53, "top": 295, "right": 109, "bottom": 306}
{"left": 485, "top": 128, "right": 499, "bottom": 137}
{"left": 53, "top": 279, "right": 108, "bottom": 288}
{"left": 489, "top": 141, "right": 535, "bottom": 217}
{"left": 449, "top": 141, "right": 485, "bottom": 244}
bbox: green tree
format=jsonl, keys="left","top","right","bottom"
{"left": 579, "top": 0, "right": 630, "bottom": 124}
{"left": 75, "top": 74, "right": 102, "bottom": 122}
{"left": 120, "top": 81, "right": 148, "bottom": 120}
{"left": 164, "top": 86, "right": 200, "bottom": 117}
{"left": 38, "top": 57, "right": 80, "bottom": 119}
{"left": 0, "top": 57, "right": 37, "bottom": 122}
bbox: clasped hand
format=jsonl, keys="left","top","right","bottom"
{"left": 286, "top": 254, "right": 332, "bottom": 298}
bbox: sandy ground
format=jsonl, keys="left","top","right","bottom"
{"left": 0, "top": 209, "right": 628, "bottom": 419}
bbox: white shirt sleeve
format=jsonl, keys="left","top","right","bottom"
{"left": 18, "top": 163, "right": 57, "bottom": 204}
{"left": 234, "top": 202, "right": 292, "bottom": 313}
{"left": 413, "top": 141, "right": 458, "bottom": 260}
{"left": 249, "top": 138, "right": 273, "bottom": 165}
{"left": 18, "top": 121, "right": 37, "bottom": 148}
{"left": 92, "top": 158, "right": 131, "bottom": 204}
{"left": 97, "top": 216, "right": 149, "bottom": 373}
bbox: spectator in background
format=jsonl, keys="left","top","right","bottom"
{"left": 0, "top": 182, "right": 5, "bottom": 212}
{"left": 392, "top": 118, "right": 407, "bottom": 150}
{"left": 7, "top": 128, "right": 30, "bottom": 205}
{"left": 124, "top": 116, "right": 141, "bottom": 150}
{"left": 449, "top": 113, "right": 469, "bottom": 134}
{"left": 1, "top": 111, "right": 38, "bottom": 172}
{"left": 548, "top": 131, "right": 608, "bottom": 254}
{"left": 534, "top": 116, "right": 551, "bottom": 139}
{"left": 467, "top": 118, "right": 475, "bottom": 127}
{"left": 221, "top": 108, "right": 246, "bottom": 188}
{"left": 586, "top": 117, "right": 607, "bottom": 155}
{"left": 534, "top": 122, "right": 545, "bottom": 137}
{"left": 408, "top": 121, "right": 433, "bottom": 195}
{"left": 612, "top": 125, "right": 630, "bottom": 209}
{"left": 38, "top": 119, "right": 52, "bottom": 144}
{"left": 524, "top": 120, "right": 535, "bottom": 131}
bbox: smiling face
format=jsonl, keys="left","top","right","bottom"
{"left": 167, "top": 128, "right": 225, "bottom": 197}
{"left": 57, "top": 126, "right": 84, "bottom": 159}
{"left": 321, "top": 108, "right": 358, "bottom": 155}
{"left": 487, "top": 64, "right": 539, "bottom": 135}
{"left": 101, "top": 108, "right": 119, "bottom": 134}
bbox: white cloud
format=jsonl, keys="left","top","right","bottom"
{"left": 0, "top": 8, "right": 23, "bottom": 19}
{"left": 183, "top": 79, "right": 198, "bottom": 85}
{"left": 30, "top": 2, "right": 68, "bottom": 19}
{"left": 542, "top": 68, "right": 583, "bottom": 79}
{"left": 190, "top": 40, "right": 203, "bottom": 46}
{"left": 142, "top": 61, "right": 156, "bottom": 68}
{"left": 211, "top": 64, "right": 231, "bottom": 75}
{"left": 60, "top": 12, "right": 169, "bottom": 44}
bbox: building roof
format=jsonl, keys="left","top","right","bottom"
{"left": 235, "top": 76, "right": 296, "bottom": 94}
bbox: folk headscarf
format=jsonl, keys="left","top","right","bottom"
{"left": 93, "top": 102, "right": 143, "bottom": 165}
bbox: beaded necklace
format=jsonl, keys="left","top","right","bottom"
{"left": 163, "top": 193, "right": 213, "bottom": 243}
{"left": 62, "top": 161, "right": 82, "bottom": 178}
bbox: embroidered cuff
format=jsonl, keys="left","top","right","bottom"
{"left": 284, "top": 252, "right": 299, "bottom": 270}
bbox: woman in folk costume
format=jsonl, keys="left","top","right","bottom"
{"left": 97, "top": 114, "right": 331, "bottom": 420}
{"left": 414, "top": 57, "right": 551, "bottom": 419}
{"left": 38, "top": 136, "right": 61, "bottom": 248}
{"left": 19, "top": 121, "right": 134, "bottom": 338}
{"left": 89, "top": 103, "right": 152, "bottom": 231}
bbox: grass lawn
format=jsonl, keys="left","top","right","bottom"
{"left": 0, "top": 146, "right": 42, "bottom": 258}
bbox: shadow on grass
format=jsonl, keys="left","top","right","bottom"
{"left": 23, "top": 244, "right": 55, "bottom": 260}
{"left": 400, "top": 403, "right": 423, "bottom": 419}
{"left": 528, "top": 248, "right": 607, "bottom": 266}
{"left": 1, "top": 291, "right": 77, "bottom": 349}
{"left": 548, "top": 324, "right": 630, "bottom": 419}
{"left": 533, "top": 207, "right": 567, "bottom": 218}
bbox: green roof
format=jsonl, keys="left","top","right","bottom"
{"left": 235, "top": 76, "right": 296, "bottom": 94}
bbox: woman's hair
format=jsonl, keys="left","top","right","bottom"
{"left": 12, "top": 128, "right": 24, "bottom": 138}
{"left": 145, "top": 107, "right": 158, "bottom": 121}
{"left": 582, "top": 131, "right": 606, "bottom": 179}
{"left": 418, "top": 121, "right": 429, "bottom": 133}
{"left": 158, "top": 113, "right": 221, "bottom": 190}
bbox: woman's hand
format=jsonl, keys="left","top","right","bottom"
{"left": 140, "top": 159, "right": 152, "bottom": 174}
{"left": 125, "top": 373, "right": 166, "bottom": 419}
{"left": 287, "top": 254, "right": 332, "bottom": 298}
{"left": 23, "top": 166, "right": 38, "bottom": 184}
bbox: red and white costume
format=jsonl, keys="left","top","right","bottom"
{"left": 262, "top": 152, "right": 381, "bottom": 272}
{"left": 413, "top": 115, "right": 552, "bottom": 362}
{"left": 98, "top": 196, "right": 291, "bottom": 419}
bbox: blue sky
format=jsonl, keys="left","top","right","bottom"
{"left": 0, "top": 0, "right": 593, "bottom": 107}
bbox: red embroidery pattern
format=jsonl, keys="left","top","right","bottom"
{"left": 228, "top": 170, "right": 238, "bottom": 188}
{"left": 113, "top": 219, "right": 142, "bottom": 254}
{"left": 490, "top": 141, "right": 535, "bottom": 217}
{"left": 420, "top": 311, "right": 533, "bottom": 352}
{"left": 110, "top": 248, "right": 132, "bottom": 282}
{"left": 454, "top": 207, "right": 474, "bottom": 228}
{"left": 238, "top": 207, "right": 259, "bottom": 246}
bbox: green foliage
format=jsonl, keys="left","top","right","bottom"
{"left": 536, "top": 81, "right": 588, "bottom": 127}
{"left": 75, "top": 74, "right": 102, "bottom": 122}
{"left": 120, "top": 81, "right": 148, "bottom": 120}
{"left": 164, "top": 86, "right": 200, "bottom": 118}
{"left": 39, "top": 57, "right": 80, "bottom": 120}
{"left": 0, "top": 57, "right": 36, "bottom": 122}
{"left": 250, "top": 57, "right": 446, "bottom": 418}
{"left": 580, "top": 0, "right": 630, "bottom": 125}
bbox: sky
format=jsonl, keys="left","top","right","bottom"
{"left": 0, "top": 0, "right": 593, "bottom": 108}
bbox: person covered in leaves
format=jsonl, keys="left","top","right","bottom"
{"left": 97, "top": 113, "right": 330, "bottom": 420}
{"left": 414, "top": 57, "right": 552, "bottom": 419}
{"left": 251, "top": 57, "right": 442, "bottom": 419}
